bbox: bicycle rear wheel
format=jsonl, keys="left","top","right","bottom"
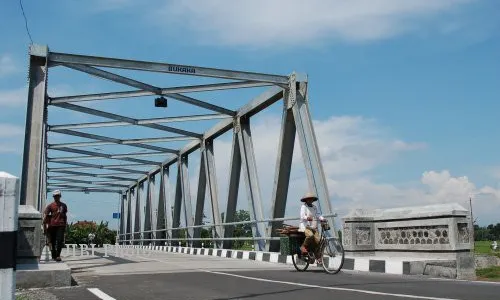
{"left": 292, "top": 253, "right": 310, "bottom": 272}
{"left": 320, "top": 237, "right": 345, "bottom": 274}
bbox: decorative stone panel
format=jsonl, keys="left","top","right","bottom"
{"left": 457, "top": 223, "right": 470, "bottom": 244}
{"left": 377, "top": 225, "right": 450, "bottom": 246}
{"left": 356, "top": 226, "right": 372, "bottom": 245}
{"left": 343, "top": 224, "right": 352, "bottom": 246}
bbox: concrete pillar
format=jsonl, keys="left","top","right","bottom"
{"left": 0, "top": 172, "right": 20, "bottom": 300}
{"left": 20, "top": 44, "right": 49, "bottom": 211}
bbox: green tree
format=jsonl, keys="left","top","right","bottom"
{"left": 65, "top": 220, "right": 116, "bottom": 246}
{"left": 228, "top": 210, "right": 253, "bottom": 249}
{"left": 474, "top": 223, "right": 500, "bottom": 241}
{"left": 200, "top": 213, "right": 214, "bottom": 247}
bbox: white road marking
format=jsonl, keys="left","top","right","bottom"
{"left": 136, "top": 252, "right": 495, "bottom": 298}
{"left": 87, "top": 288, "right": 117, "bottom": 300}
{"left": 143, "top": 249, "right": 497, "bottom": 286}
{"left": 202, "top": 270, "right": 463, "bottom": 300}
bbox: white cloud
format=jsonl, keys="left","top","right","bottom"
{"left": 0, "top": 84, "right": 76, "bottom": 109}
{"left": 312, "top": 116, "right": 426, "bottom": 176}
{"left": 331, "top": 170, "right": 500, "bottom": 225}
{"left": 101, "top": 111, "right": 498, "bottom": 228}
{"left": 0, "top": 84, "right": 88, "bottom": 115}
{"left": 0, "top": 86, "right": 27, "bottom": 108}
{"left": 0, "top": 145, "right": 20, "bottom": 154}
{"left": 204, "top": 114, "right": 424, "bottom": 215}
{"left": 156, "top": 0, "right": 474, "bottom": 47}
{"left": 0, "top": 124, "right": 25, "bottom": 154}
{"left": 0, "top": 124, "right": 24, "bottom": 138}
{"left": 193, "top": 113, "right": 500, "bottom": 226}
{"left": 488, "top": 166, "right": 500, "bottom": 181}
{"left": 48, "top": 84, "right": 77, "bottom": 98}
{"left": 0, "top": 54, "right": 17, "bottom": 78}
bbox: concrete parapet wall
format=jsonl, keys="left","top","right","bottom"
{"left": 342, "top": 203, "right": 475, "bottom": 280}
{"left": 342, "top": 203, "right": 473, "bottom": 253}
{"left": 475, "top": 254, "right": 500, "bottom": 269}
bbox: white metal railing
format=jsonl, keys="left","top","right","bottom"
{"left": 118, "top": 214, "right": 339, "bottom": 246}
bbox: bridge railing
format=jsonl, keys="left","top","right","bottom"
{"left": 117, "top": 213, "right": 339, "bottom": 248}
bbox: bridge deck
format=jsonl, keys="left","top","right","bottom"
{"left": 26, "top": 248, "right": 500, "bottom": 300}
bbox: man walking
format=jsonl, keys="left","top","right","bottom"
{"left": 43, "top": 190, "right": 68, "bottom": 262}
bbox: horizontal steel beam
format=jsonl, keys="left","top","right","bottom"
{"left": 49, "top": 175, "right": 135, "bottom": 182}
{"left": 51, "top": 103, "right": 202, "bottom": 138}
{"left": 49, "top": 147, "right": 163, "bottom": 165}
{"left": 48, "top": 155, "right": 165, "bottom": 162}
{"left": 49, "top": 147, "right": 173, "bottom": 159}
{"left": 48, "top": 136, "right": 197, "bottom": 149}
{"left": 48, "top": 183, "right": 122, "bottom": 190}
{"left": 63, "top": 63, "right": 161, "bottom": 94}
{"left": 166, "top": 94, "right": 235, "bottom": 116}
{"left": 48, "top": 178, "right": 131, "bottom": 187}
{"left": 49, "top": 114, "right": 229, "bottom": 130}
{"left": 49, "top": 81, "right": 274, "bottom": 104}
{"left": 61, "top": 64, "right": 236, "bottom": 116}
{"left": 49, "top": 129, "right": 178, "bottom": 153}
{"left": 47, "top": 174, "right": 137, "bottom": 182}
{"left": 181, "top": 85, "right": 285, "bottom": 156}
{"left": 123, "top": 86, "right": 284, "bottom": 192}
{"left": 48, "top": 171, "right": 136, "bottom": 182}
{"left": 48, "top": 163, "right": 150, "bottom": 171}
{"left": 47, "top": 156, "right": 160, "bottom": 165}
{"left": 48, "top": 52, "right": 289, "bottom": 84}
{"left": 47, "top": 187, "right": 122, "bottom": 193}
{"left": 48, "top": 160, "right": 150, "bottom": 174}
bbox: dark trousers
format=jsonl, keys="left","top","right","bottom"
{"left": 48, "top": 226, "right": 65, "bottom": 259}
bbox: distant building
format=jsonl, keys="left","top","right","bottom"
{"left": 73, "top": 220, "right": 97, "bottom": 229}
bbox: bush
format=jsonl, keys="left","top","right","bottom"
{"left": 65, "top": 220, "right": 116, "bottom": 246}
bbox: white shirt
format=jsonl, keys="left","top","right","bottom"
{"left": 299, "top": 203, "right": 324, "bottom": 232}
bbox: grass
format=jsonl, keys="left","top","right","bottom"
{"left": 474, "top": 241, "right": 500, "bottom": 282}
{"left": 232, "top": 242, "right": 254, "bottom": 251}
{"left": 474, "top": 241, "right": 500, "bottom": 258}
{"left": 477, "top": 266, "right": 500, "bottom": 281}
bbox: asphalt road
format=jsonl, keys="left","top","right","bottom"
{"left": 27, "top": 249, "right": 500, "bottom": 300}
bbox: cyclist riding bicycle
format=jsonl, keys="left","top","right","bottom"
{"left": 298, "top": 192, "right": 326, "bottom": 263}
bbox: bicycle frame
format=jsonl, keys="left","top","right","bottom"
{"left": 290, "top": 221, "right": 345, "bottom": 274}
{"left": 293, "top": 223, "right": 328, "bottom": 260}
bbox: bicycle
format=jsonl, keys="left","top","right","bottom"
{"left": 290, "top": 221, "right": 345, "bottom": 274}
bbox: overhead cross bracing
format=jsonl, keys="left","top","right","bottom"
{"left": 20, "top": 44, "right": 334, "bottom": 252}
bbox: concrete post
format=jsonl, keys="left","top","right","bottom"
{"left": 0, "top": 172, "right": 20, "bottom": 300}
{"left": 20, "top": 44, "right": 49, "bottom": 210}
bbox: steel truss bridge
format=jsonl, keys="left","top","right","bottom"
{"left": 20, "top": 44, "right": 335, "bottom": 252}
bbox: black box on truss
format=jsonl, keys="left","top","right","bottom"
{"left": 154, "top": 96, "right": 168, "bottom": 107}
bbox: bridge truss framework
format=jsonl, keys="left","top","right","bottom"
{"left": 21, "top": 44, "right": 334, "bottom": 252}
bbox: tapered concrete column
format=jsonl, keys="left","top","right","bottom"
{"left": 20, "top": 44, "right": 49, "bottom": 211}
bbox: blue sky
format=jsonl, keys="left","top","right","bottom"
{"left": 1, "top": 0, "right": 500, "bottom": 230}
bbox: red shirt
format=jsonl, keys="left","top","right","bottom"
{"left": 44, "top": 201, "right": 68, "bottom": 227}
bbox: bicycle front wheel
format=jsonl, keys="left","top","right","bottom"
{"left": 292, "top": 253, "right": 310, "bottom": 272}
{"left": 320, "top": 237, "right": 345, "bottom": 274}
